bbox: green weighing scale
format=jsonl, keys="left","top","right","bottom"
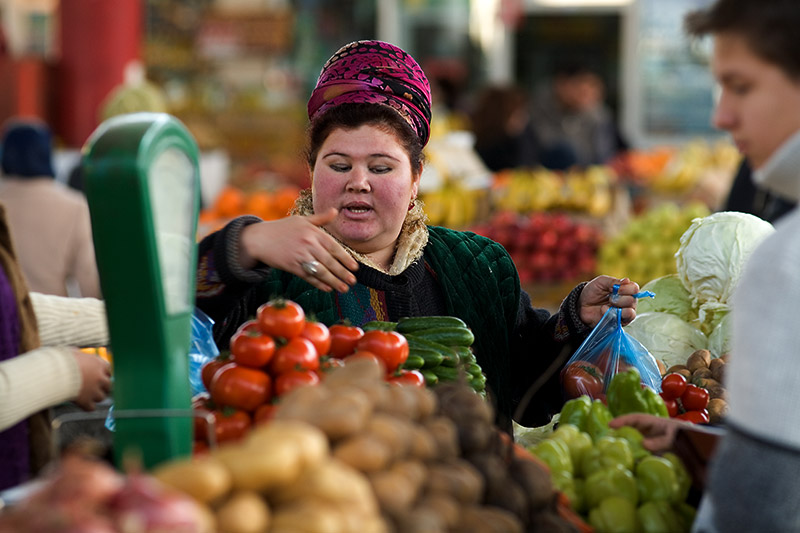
{"left": 82, "top": 112, "right": 200, "bottom": 469}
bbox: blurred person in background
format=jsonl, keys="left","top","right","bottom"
{"left": 470, "top": 84, "right": 542, "bottom": 172}
{"left": 615, "top": 1, "right": 800, "bottom": 531}
{"left": 194, "top": 39, "right": 642, "bottom": 432}
{"left": 531, "top": 62, "right": 625, "bottom": 169}
{"left": 0, "top": 119, "right": 100, "bottom": 298}
{"left": 0, "top": 203, "right": 111, "bottom": 491}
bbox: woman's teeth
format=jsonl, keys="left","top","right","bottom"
{"left": 347, "top": 206, "right": 370, "bottom": 213}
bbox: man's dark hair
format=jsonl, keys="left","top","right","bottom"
{"left": 685, "top": 0, "right": 800, "bottom": 79}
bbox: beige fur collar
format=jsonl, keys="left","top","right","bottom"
{"left": 290, "top": 188, "right": 429, "bottom": 275}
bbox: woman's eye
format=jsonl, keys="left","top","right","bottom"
{"left": 370, "top": 165, "right": 391, "bottom": 174}
{"left": 330, "top": 163, "right": 350, "bottom": 172}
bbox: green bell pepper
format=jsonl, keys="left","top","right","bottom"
{"left": 585, "top": 463, "right": 639, "bottom": 509}
{"left": 613, "top": 425, "right": 651, "bottom": 462}
{"left": 581, "top": 435, "right": 634, "bottom": 478}
{"left": 607, "top": 368, "right": 668, "bottom": 418}
{"left": 559, "top": 395, "right": 592, "bottom": 430}
{"left": 532, "top": 437, "right": 573, "bottom": 475}
{"left": 589, "top": 496, "right": 641, "bottom": 533}
{"left": 642, "top": 386, "right": 669, "bottom": 418}
{"left": 551, "top": 470, "right": 586, "bottom": 514}
{"left": 585, "top": 399, "right": 613, "bottom": 442}
{"left": 636, "top": 455, "right": 680, "bottom": 503}
{"left": 662, "top": 452, "right": 691, "bottom": 503}
{"left": 637, "top": 501, "right": 686, "bottom": 533}
{"left": 552, "top": 423, "right": 593, "bottom": 469}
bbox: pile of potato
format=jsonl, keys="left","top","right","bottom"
{"left": 154, "top": 357, "right": 581, "bottom": 532}
{"left": 666, "top": 348, "right": 729, "bottom": 424}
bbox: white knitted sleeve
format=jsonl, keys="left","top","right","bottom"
{"left": 30, "top": 293, "right": 109, "bottom": 347}
{"left": 0, "top": 346, "right": 81, "bottom": 431}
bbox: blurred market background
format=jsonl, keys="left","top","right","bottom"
{"left": 0, "top": 0, "right": 738, "bottom": 309}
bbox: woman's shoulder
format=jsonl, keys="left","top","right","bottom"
{"left": 427, "top": 225, "right": 508, "bottom": 256}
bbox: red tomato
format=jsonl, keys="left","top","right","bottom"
{"left": 230, "top": 328, "right": 276, "bottom": 368}
{"left": 210, "top": 364, "right": 272, "bottom": 411}
{"left": 300, "top": 321, "right": 332, "bottom": 356}
{"left": 663, "top": 397, "right": 680, "bottom": 418}
{"left": 213, "top": 409, "right": 252, "bottom": 443}
{"left": 661, "top": 373, "right": 688, "bottom": 400}
{"left": 676, "top": 409, "right": 710, "bottom": 424}
{"left": 387, "top": 369, "right": 425, "bottom": 387}
{"left": 681, "top": 384, "right": 710, "bottom": 411}
{"left": 201, "top": 358, "right": 231, "bottom": 392}
{"left": 355, "top": 330, "right": 409, "bottom": 373}
{"left": 274, "top": 369, "right": 320, "bottom": 396}
{"left": 192, "top": 440, "right": 209, "bottom": 455}
{"left": 257, "top": 299, "right": 306, "bottom": 340}
{"left": 269, "top": 337, "right": 319, "bottom": 375}
{"left": 236, "top": 319, "right": 261, "bottom": 335}
{"left": 562, "top": 361, "right": 604, "bottom": 399}
{"left": 328, "top": 324, "right": 365, "bottom": 358}
{"left": 253, "top": 403, "right": 278, "bottom": 425}
{"left": 194, "top": 407, "right": 251, "bottom": 443}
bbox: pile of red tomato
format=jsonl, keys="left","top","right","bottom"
{"left": 193, "top": 298, "right": 422, "bottom": 451}
{"left": 659, "top": 372, "right": 710, "bottom": 424}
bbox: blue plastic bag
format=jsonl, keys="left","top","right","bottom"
{"left": 189, "top": 307, "right": 219, "bottom": 396}
{"left": 106, "top": 308, "right": 219, "bottom": 431}
{"left": 560, "top": 286, "right": 661, "bottom": 401}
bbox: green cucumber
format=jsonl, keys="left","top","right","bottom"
{"left": 421, "top": 369, "right": 439, "bottom": 386}
{"left": 466, "top": 362, "right": 484, "bottom": 377}
{"left": 361, "top": 320, "right": 397, "bottom": 331}
{"left": 452, "top": 346, "right": 475, "bottom": 364}
{"left": 439, "top": 349, "right": 458, "bottom": 368}
{"left": 412, "top": 326, "right": 475, "bottom": 347}
{"left": 405, "top": 335, "right": 453, "bottom": 355}
{"left": 396, "top": 315, "right": 468, "bottom": 334}
{"left": 469, "top": 374, "right": 486, "bottom": 392}
{"left": 401, "top": 354, "right": 425, "bottom": 370}
{"left": 432, "top": 365, "right": 460, "bottom": 382}
{"left": 409, "top": 347, "right": 444, "bottom": 369}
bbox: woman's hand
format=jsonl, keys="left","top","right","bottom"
{"left": 578, "top": 276, "right": 639, "bottom": 327}
{"left": 239, "top": 208, "right": 359, "bottom": 293}
{"left": 609, "top": 413, "right": 684, "bottom": 454}
{"left": 72, "top": 350, "right": 112, "bottom": 411}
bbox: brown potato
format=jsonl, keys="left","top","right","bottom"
{"left": 692, "top": 377, "right": 721, "bottom": 391}
{"left": 333, "top": 433, "right": 392, "bottom": 473}
{"left": 707, "top": 398, "right": 729, "bottom": 424}
{"left": 692, "top": 367, "right": 713, "bottom": 381}
{"left": 709, "top": 358, "right": 726, "bottom": 383}
{"left": 686, "top": 349, "right": 712, "bottom": 372}
{"left": 706, "top": 384, "right": 727, "bottom": 401}
{"left": 151, "top": 454, "right": 232, "bottom": 504}
{"left": 215, "top": 491, "right": 270, "bottom": 533}
{"left": 667, "top": 364, "right": 689, "bottom": 375}
{"left": 369, "top": 468, "right": 419, "bottom": 517}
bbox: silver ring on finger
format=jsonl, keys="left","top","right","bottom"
{"left": 301, "top": 260, "right": 321, "bottom": 276}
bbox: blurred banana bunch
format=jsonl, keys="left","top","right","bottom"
{"left": 491, "top": 165, "right": 615, "bottom": 216}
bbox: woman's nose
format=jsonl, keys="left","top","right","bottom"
{"left": 346, "top": 167, "right": 370, "bottom": 192}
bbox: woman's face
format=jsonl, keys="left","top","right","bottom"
{"left": 712, "top": 32, "right": 800, "bottom": 169}
{"left": 312, "top": 124, "right": 420, "bottom": 265}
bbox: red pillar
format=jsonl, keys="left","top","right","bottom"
{"left": 58, "top": 0, "right": 141, "bottom": 147}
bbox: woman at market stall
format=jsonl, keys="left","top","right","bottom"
{"left": 195, "top": 40, "right": 640, "bottom": 431}
{"left": 614, "top": 0, "right": 800, "bottom": 530}
{"left": 0, "top": 203, "right": 111, "bottom": 491}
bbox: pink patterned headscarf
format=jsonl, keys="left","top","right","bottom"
{"left": 307, "top": 40, "right": 433, "bottom": 146}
